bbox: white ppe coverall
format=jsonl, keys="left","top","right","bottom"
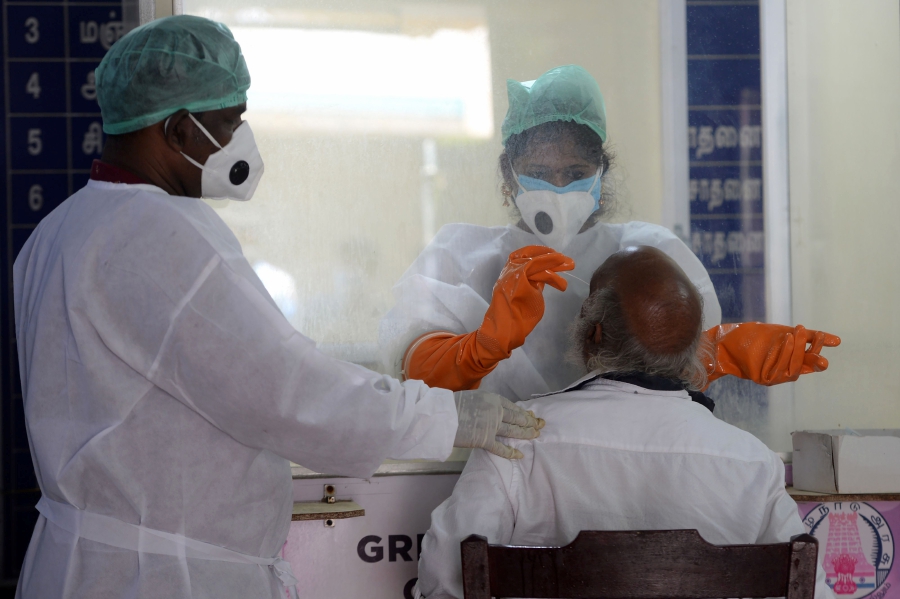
{"left": 417, "top": 374, "right": 833, "bottom": 599}
{"left": 13, "top": 180, "right": 457, "bottom": 599}
{"left": 379, "top": 222, "right": 722, "bottom": 401}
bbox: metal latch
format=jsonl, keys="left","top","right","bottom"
{"left": 292, "top": 484, "right": 365, "bottom": 527}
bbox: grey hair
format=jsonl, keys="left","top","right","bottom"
{"left": 567, "top": 287, "right": 714, "bottom": 391}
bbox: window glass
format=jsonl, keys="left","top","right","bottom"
{"left": 183, "top": 0, "right": 665, "bottom": 365}
{"left": 181, "top": 0, "right": 900, "bottom": 456}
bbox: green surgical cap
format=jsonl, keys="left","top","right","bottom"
{"left": 501, "top": 65, "right": 607, "bottom": 146}
{"left": 96, "top": 15, "right": 250, "bottom": 135}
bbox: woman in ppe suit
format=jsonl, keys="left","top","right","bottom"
{"left": 12, "top": 16, "right": 541, "bottom": 599}
{"left": 380, "top": 65, "right": 839, "bottom": 401}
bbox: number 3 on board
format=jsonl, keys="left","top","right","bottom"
{"left": 24, "top": 17, "right": 39, "bottom": 44}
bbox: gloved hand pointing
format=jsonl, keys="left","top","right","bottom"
{"left": 705, "top": 323, "right": 841, "bottom": 387}
{"left": 403, "top": 246, "right": 575, "bottom": 391}
{"left": 453, "top": 390, "right": 545, "bottom": 459}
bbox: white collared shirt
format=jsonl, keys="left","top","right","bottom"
{"left": 417, "top": 373, "right": 833, "bottom": 599}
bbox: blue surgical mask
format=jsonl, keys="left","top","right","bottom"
{"left": 515, "top": 169, "right": 603, "bottom": 212}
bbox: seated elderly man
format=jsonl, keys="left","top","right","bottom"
{"left": 416, "top": 246, "right": 831, "bottom": 599}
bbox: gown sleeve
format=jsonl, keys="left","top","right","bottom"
{"left": 617, "top": 221, "right": 722, "bottom": 327}
{"left": 77, "top": 199, "right": 457, "bottom": 478}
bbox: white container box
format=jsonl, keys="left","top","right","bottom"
{"left": 792, "top": 429, "right": 900, "bottom": 494}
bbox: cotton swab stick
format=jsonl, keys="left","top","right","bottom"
{"left": 560, "top": 271, "right": 589, "bottom": 287}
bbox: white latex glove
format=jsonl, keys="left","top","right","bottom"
{"left": 453, "top": 390, "right": 545, "bottom": 459}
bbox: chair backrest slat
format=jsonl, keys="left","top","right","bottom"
{"left": 787, "top": 536, "right": 819, "bottom": 599}
{"left": 461, "top": 530, "right": 818, "bottom": 599}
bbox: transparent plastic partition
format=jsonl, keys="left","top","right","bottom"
{"left": 179, "top": 0, "right": 900, "bottom": 465}
{"left": 184, "top": 0, "right": 503, "bottom": 374}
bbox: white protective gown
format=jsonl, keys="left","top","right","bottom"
{"left": 379, "top": 221, "right": 722, "bottom": 401}
{"left": 13, "top": 180, "right": 457, "bottom": 599}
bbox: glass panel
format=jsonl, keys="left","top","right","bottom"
{"left": 179, "top": 0, "right": 900, "bottom": 457}
{"left": 181, "top": 0, "right": 666, "bottom": 371}
{"left": 186, "top": 1, "right": 512, "bottom": 373}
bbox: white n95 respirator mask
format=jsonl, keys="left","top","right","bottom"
{"left": 174, "top": 113, "right": 265, "bottom": 201}
{"left": 513, "top": 168, "right": 603, "bottom": 252}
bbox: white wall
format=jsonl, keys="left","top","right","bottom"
{"left": 786, "top": 0, "right": 900, "bottom": 431}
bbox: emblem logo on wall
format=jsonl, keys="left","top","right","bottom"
{"left": 804, "top": 502, "right": 894, "bottom": 598}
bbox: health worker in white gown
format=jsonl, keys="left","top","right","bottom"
{"left": 379, "top": 65, "right": 720, "bottom": 401}
{"left": 380, "top": 65, "right": 840, "bottom": 402}
{"left": 13, "top": 16, "right": 541, "bottom": 599}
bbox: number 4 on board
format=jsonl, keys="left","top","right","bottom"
{"left": 26, "top": 72, "right": 41, "bottom": 100}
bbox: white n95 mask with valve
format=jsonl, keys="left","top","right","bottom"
{"left": 174, "top": 113, "right": 265, "bottom": 201}
{"left": 513, "top": 167, "right": 603, "bottom": 252}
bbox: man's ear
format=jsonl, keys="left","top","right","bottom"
{"left": 163, "top": 109, "right": 193, "bottom": 154}
{"left": 592, "top": 323, "right": 603, "bottom": 345}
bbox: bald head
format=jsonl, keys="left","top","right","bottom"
{"left": 571, "top": 246, "right": 708, "bottom": 389}
{"left": 589, "top": 246, "right": 702, "bottom": 355}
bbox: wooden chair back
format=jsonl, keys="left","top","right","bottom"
{"left": 460, "top": 529, "right": 818, "bottom": 599}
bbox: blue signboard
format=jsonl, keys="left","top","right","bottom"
{"left": 686, "top": 0, "right": 768, "bottom": 432}
{"left": 687, "top": 0, "right": 764, "bottom": 323}
{"left": 0, "top": 0, "right": 128, "bottom": 581}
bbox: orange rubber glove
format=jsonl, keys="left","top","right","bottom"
{"left": 402, "top": 246, "right": 575, "bottom": 391}
{"left": 705, "top": 323, "right": 841, "bottom": 386}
